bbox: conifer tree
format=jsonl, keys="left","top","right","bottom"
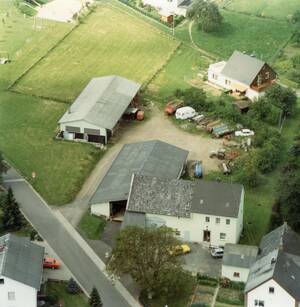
{"left": 89, "top": 287, "right": 102, "bottom": 307}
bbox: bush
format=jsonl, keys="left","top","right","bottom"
{"left": 19, "top": 3, "right": 36, "bottom": 16}
{"left": 191, "top": 303, "right": 208, "bottom": 307}
{"left": 66, "top": 278, "right": 81, "bottom": 294}
{"left": 44, "top": 294, "right": 58, "bottom": 304}
{"left": 196, "top": 273, "right": 218, "bottom": 286}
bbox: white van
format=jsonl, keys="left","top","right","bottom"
{"left": 175, "top": 106, "right": 197, "bottom": 120}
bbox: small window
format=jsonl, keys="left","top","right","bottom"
{"left": 0, "top": 278, "right": 4, "bottom": 284}
{"left": 269, "top": 287, "right": 274, "bottom": 294}
{"left": 205, "top": 217, "right": 210, "bottom": 222}
{"left": 233, "top": 272, "right": 240, "bottom": 277}
{"left": 265, "top": 71, "right": 270, "bottom": 79}
{"left": 226, "top": 219, "right": 230, "bottom": 225}
{"left": 215, "top": 217, "right": 220, "bottom": 224}
{"left": 213, "top": 73, "right": 218, "bottom": 80}
{"left": 225, "top": 79, "right": 231, "bottom": 85}
{"left": 8, "top": 292, "right": 15, "bottom": 301}
{"left": 255, "top": 300, "right": 265, "bottom": 307}
{"left": 220, "top": 233, "right": 226, "bottom": 240}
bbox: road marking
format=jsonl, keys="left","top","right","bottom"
{"left": 4, "top": 178, "right": 25, "bottom": 183}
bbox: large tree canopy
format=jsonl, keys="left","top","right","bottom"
{"left": 187, "top": 0, "right": 223, "bottom": 32}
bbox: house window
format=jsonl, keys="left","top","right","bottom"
{"left": 205, "top": 217, "right": 210, "bottom": 222}
{"left": 254, "top": 300, "right": 265, "bottom": 307}
{"left": 215, "top": 217, "right": 220, "bottom": 224}
{"left": 174, "top": 229, "right": 181, "bottom": 236}
{"left": 220, "top": 233, "right": 226, "bottom": 240}
{"left": 226, "top": 219, "right": 230, "bottom": 225}
{"left": 0, "top": 278, "right": 4, "bottom": 284}
{"left": 8, "top": 292, "right": 15, "bottom": 300}
{"left": 269, "top": 287, "right": 274, "bottom": 294}
{"left": 265, "top": 71, "right": 270, "bottom": 79}
{"left": 233, "top": 272, "right": 240, "bottom": 277}
{"left": 225, "top": 79, "right": 231, "bottom": 85}
{"left": 212, "top": 73, "right": 218, "bottom": 80}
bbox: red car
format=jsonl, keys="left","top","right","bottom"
{"left": 43, "top": 257, "right": 60, "bottom": 269}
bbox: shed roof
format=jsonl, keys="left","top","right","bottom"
{"left": 59, "top": 75, "right": 141, "bottom": 130}
{"left": 223, "top": 244, "right": 258, "bottom": 269}
{"left": 89, "top": 140, "right": 188, "bottom": 204}
{"left": 0, "top": 234, "right": 44, "bottom": 290}
{"left": 126, "top": 175, "right": 243, "bottom": 218}
{"left": 221, "top": 51, "right": 265, "bottom": 86}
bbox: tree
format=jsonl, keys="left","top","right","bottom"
{"left": 292, "top": 10, "right": 300, "bottom": 24}
{"left": 0, "top": 152, "right": 8, "bottom": 184}
{"left": 187, "top": 0, "right": 223, "bottom": 32}
{"left": 66, "top": 278, "right": 81, "bottom": 294}
{"left": 265, "top": 84, "right": 297, "bottom": 116}
{"left": 89, "top": 287, "right": 102, "bottom": 307}
{"left": 1, "top": 187, "right": 24, "bottom": 231}
{"left": 175, "top": 87, "right": 208, "bottom": 112}
{"left": 107, "top": 226, "right": 191, "bottom": 299}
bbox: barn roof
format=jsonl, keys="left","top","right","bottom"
{"left": 221, "top": 51, "right": 266, "bottom": 86}
{"left": 59, "top": 75, "right": 141, "bottom": 130}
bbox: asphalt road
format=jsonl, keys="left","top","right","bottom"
{"left": 3, "top": 168, "right": 132, "bottom": 307}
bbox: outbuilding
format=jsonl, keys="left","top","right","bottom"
{"left": 58, "top": 75, "right": 141, "bottom": 145}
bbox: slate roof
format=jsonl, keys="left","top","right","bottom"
{"left": 59, "top": 75, "right": 141, "bottom": 130}
{"left": 223, "top": 244, "right": 258, "bottom": 269}
{"left": 0, "top": 234, "right": 44, "bottom": 290}
{"left": 221, "top": 51, "right": 265, "bottom": 86}
{"left": 89, "top": 140, "right": 188, "bottom": 204}
{"left": 126, "top": 175, "right": 243, "bottom": 218}
{"left": 245, "top": 224, "right": 300, "bottom": 301}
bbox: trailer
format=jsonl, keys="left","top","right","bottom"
{"left": 212, "top": 124, "right": 234, "bottom": 138}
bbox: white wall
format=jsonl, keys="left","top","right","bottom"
{"left": 0, "top": 276, "right": 37, "bottom": 307}
{"left": 146, "top": 211, "right": 241, "bottom": 246}
{"left": 246, "top": 87, "right": 265, "bottom": 101}
{"left": 142, "top": 0, "right": 187, "bottom": 16}
{"left": 91, "top": 203, "right": 110, "bottom": 218}
{"left": 246, "top": 279, "right": 296, "bottom": 307}
{"left": 221, "top": 265, "right": 249, "bottom": 282}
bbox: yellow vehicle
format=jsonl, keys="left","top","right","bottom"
{"left": 170, "top": 244, "right": 191, "bottom": 256}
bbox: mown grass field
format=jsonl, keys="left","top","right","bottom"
{"left": 219, "top": 0, "right": 300, "bottom": 20}
{"left": 14, "top": 4, "right": 179, "bottom": 102}
{"left": 176, "top": 10, "right": 293, "bottom": 61}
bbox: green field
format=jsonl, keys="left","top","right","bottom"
{"left": 176, "top": 10, "right": 293, "bottom": 61}
{"left": 219, "top": 0, "right": 300, "bottom": 20}
{"left": 14, "top": 4, "right": 179, "bottom": 102}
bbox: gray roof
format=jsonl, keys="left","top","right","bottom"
{"left": 89, "top": 140, "right": 188, "bottom": 204}
{"left": 0, "top": 234, "right": 44, "bottom": 290}
{"left": 126, "top": 175, "right": 243, "bottom": 218}
{"left": 221, "top": 51, "right": 265, "bottom": 86}
{"left": 121, "top": 211, "right": 146, "bottom": 229}
{"left": 59, "top": 75, "right": 141, "bottom": 130}
{"left": 245, "top": 224, "right": 300, "bottom": 300}
{"left": 223, "top": 244, "right": 258, "bottom": 269}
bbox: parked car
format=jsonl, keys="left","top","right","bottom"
{"left": 170, "top": 244, "right": 191, "bottom": 256}
{"left": 210, "top": 247, "right": 224, "bottom": 258}
{"left": 43, "top": 257, "right": 60, "bottom": 269}
{"left": 194, "top": 161, "right": 203, "bottom": 178}
{"left": 235, "top": 129, "right": 254, "bottom": 137}
{"left": 175, "top": 106, "right": 197, "bottom": 120}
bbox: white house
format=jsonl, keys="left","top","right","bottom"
{"left": 208, "top": 51, "right": 276, "bottom": 101}
{"left": 90, "top": 140, "right": 188, "bottom": 221}
{"left": 0, "top": 234, "right": 45, "bottom": 307}
{"left": 58, "top": 75, "right": 141, "bottom": 145}
{"left": 123, "top": 175, "right": 244, "bottom": 247}
{"left": 142, "top": 0, "right": 192, "bottom": 17}
{"left": 222, "top": 244, "right": 258, "bottom": 283}
{"left": 245, "top": 223, "right": 300, "bottom": 307}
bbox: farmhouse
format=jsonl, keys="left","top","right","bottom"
{"left": 0, "top": 234, "right": 45, "bottom": 307}
{"left": 58, "top": 75, "right": 141, "bottom": 145}
{"left": 123, "top": 175, "right": 244, "bottom": 246}
{"left": 222, "top": 243, "right": 258, "bottom": 283}
{"left": 245, "top": 223, "right": 300, "bottom": 307}
{"left": 142, "top": 0, "right": 192, "bottom": 17}
{"left": 208, "top": 51, "right": 276, "bottom": 101}
{"left": 90, "top": 140, "right": 188, "bottom": 220}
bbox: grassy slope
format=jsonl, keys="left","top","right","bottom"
{"left": 14, "top": 4, "right": 179, "bottom": 102}
{"left": 78, "top": 211, "right": 107, "bottom": 240}
{"left": 222, "top": 0, "right": 300, "bottom": 20}
{"left": 176, "top": 10, "right": 293, "bottom": 61}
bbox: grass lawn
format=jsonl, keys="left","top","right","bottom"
{"left": 0, "top": 92, "right": 102, "bottom": 205}
{"left": 46, "top": 281, "right": 89, "bottom": 307}
{"left": 176, "top": 10, "right": 293, "bottom": 61}
{"left": 216, "top": 288, "right": 244, "bottom": 306}
{"left": 14, "top": 3, "right": 179, "bottom": 102}
{"left": 220, "top": 0, "right": 300, "bottom": 20}
{"left": 78, "top": 210, "right": 107, "bottom": 240}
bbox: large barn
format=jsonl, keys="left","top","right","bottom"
{"left": 58, "top": 75, "right": 141, "bottom": 145}
{"left": 90, "top": 140, "right": 188, "bottom": 221}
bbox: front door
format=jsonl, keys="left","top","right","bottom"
{"left": 203, "top": 230, "right": 211, "bottom": 242}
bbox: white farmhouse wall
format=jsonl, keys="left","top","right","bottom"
{"left": 91, "top": 203, "right": 110, "bottom": 219}
{"left": 146, "top": 212, "right": 241, "bottom": 246}
{"left": 0, "top": 276, "right": 37, "bottom": 307}
{"left": 246, "top": 87, "right": 265, "bottom": 101}
{"left": 246, "top": 279, "right": 296, "bottom": 307}
{"left": 221, "top": 265, "right": 249, "bottom": 282}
